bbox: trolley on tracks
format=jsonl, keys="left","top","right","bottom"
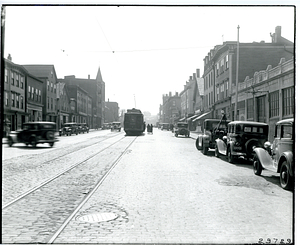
{"left": 123, "top": 108, "right": 145, "bottom": 136}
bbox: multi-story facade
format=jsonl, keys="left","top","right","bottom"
{"left": 59, "top": 67, "right": 105, "bottom": 128}
{"left": 203, "top": 26, "right": 293, "bottom": 121}
{"left": 56, "top": 82, "right": 71, "bottom": 127}
{"left": 26, "top": 73, "right": 44, "bottom": 122}
{"left": 232, "top": 57, "right": 294, "bottom": 142}
{"left": 23, "top": 65, "right": 59, "bottom": 125}
{"left": 104, "top": 100, "right": 119, "bottom": 123}
{"left": 161, "top": 92, "right": 181, "bottom": 125}
{"left": 3, "top": 57, "right": 27, "bottom": 132}
{"left": 65, "top": 84, "right": 92, "bottom": 125}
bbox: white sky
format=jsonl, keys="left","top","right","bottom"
{"left": 3, "top": 5, "right": 295, "bottom": 115}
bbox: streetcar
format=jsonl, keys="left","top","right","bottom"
{"left": 123, "top": 108, "right": 145, "bottom": 135}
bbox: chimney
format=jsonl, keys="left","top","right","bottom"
{"left": 274, "top": 26, "right": 282, "bottom": 43}
{"left": 169, "top": 92, "right": 172, "bottom": 97}
{"left": 7, "top": 54, "right": 12, "bottom": 61}
{"left": 196, "top": 69, "right": 200, "bottom": 78}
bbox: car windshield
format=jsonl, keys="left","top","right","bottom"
{"left": 205, "top": 121, "right": 227, "bottom": 130}
{"left": 177, "top": 123, "right": 188, "bottom": 128}
{"left": 236, "top": 125, "right": 268, "bottom": 134}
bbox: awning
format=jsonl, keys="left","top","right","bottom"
{"left": 192, "top": 111, "right": 212, "bottom": 122}
{"left": 179, "top": 117, "right": 186, "bottom": 121}
{"left": 187, "top": 114, "right": 199, "bottom": 121}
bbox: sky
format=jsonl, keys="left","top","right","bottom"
{"left": 3, "top": 5, "right": 296, "bottom": 115}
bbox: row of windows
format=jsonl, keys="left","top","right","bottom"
{"left": 4, "top": 91, "right": 24, "bottom": 109}
{"left": 47, "top": 80, "right": 57, "bottom": 93}
{"left": 47, "top": 97, "right": 56, "bottom": 111}
{"left": 216, "top": 55, "right": 229, "bottom": 76}
{"left": 245, "top": 87, "right": 294, "bottom": 119}
{"left": 5, "top": 69, "right": 25, "bottom": 89}
{"left": 28, "top": 86, "right": 42, "bottom": 102}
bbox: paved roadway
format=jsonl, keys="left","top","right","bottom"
{"left": 2, "top": 128, "right": 294, "bottom": 244}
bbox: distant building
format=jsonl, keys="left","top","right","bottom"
{"left": 58, "top": 67, "right": 105, "bottom": 128}
{"left": 160, "top": 92, "right": 181, "bottom": 125}
{"left": 3, "top": 57, "right": 27, "bottom": 132}
{"left": 104, "top": 100, "right": 119, "bottom": 123}
{"left": 23, "top": 64, "right": 59, "bottom": 125}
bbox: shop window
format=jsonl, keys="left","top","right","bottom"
{"left": 283, "top": 87, "right": 294, "bottom": 117}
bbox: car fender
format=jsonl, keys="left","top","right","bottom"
{"left": 215, "top": 138, "right": 227, "bottom": 155}
{"left": 253, "top": 147, "right": 273, "bottom": 169}
{"left": 278, "top": 151, "right": 294, "bottom": 176}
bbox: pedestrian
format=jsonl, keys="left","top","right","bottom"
{"left": 150, "top": 124, "right": 153, "bottom": 134}
{"left": 147, "top": 124, "right": 150, "bottom": 133}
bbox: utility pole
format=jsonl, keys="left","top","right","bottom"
{"left": 234, "top": 25, "right": 240, "bottom": 121}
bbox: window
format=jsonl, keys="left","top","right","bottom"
{"left": 216, "top": 63, "right": 219, "bottom": 76}
{"left": 54, "top": 84, "right": 56, "bottom": 93}
{"left": 282, "top": 125, "right": 292, "bottom": 139}
{"left": 5, "top": 91, "right": 8, "bottom": 106}
{"left": 11, "top": 72, "right": 14, "bottom": 85}
{"left": 216, "top": 86, "right": 219, "bottom": 101}
{"left": 51, "top": 82, "right": 53, "bottom": 92}
{"left": 28, "top": 86, "right": 31, "bottom": 99}
{"left": 39, "top": 90, "right": 41, "bottom": 102}
{"left": 247, "top": 98, "right": 254, "bottom": 119}
{"left": 20, "top": 76, "right": 24, "bottom": 88}
{"left": 220, "top": 59, "right": 224, "bottom": 73}
{"left": 5, "top": 69, "right": 8, "bottom": 83}
{"left": 32, "top": 87, "right": 34, "bottom": 100}
{"left": 225, "top": 55, "right": 229, "bottom": 69}
{"left": 20, "top": 96, "right": 24, "bottom": 109}
{"left": 35, "top": 89, "right": 38, "bottom": 101}
{"left": 47, "top": 81, "right": 50, "bottom": 91}
{"left": 269, "top": 91, "right": 279, "bottom": 118}
{"left": 11, "top": 93, "right": 15, "bottom": 107}
{"left": 47, "top": 97, "right": 49, "bottom": 109}
{"left": 51, "top": 98, "right": 53, "bottom": 110}
{"left": 16, "top": 94, "right": 19, "bottom": 108}
{"left": 16, "top": 73, "right": 19, "bottom": 87}
{"left": 283, "top": 87, "right": 294, "bottom": 116}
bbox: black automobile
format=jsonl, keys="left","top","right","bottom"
{"left": 79, "top": 123, "right": 89, "bottom": 133}
{"left": 215, "top": 121, "right": 269, "bottom": 163}
{"left": 59, "top": 122, "right": 78, "bottom": 136}
{"left": 7, "top": 122, "right": 58, "bottom": 148}
{"left": 111, "top": 122, "right": 121, "bottom": 132}
{"left": 174, "top": 122, "right": 190, "bottom": 137}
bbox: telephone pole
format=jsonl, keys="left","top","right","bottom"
{"left": 234, "top": 25, "right": 240, "bottom": 120}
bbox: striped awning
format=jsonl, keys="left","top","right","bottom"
{"left": 192, "top": 111, "right": 212, "bottom": 122}
{"left": 179, "top": 117, "right": 186, "bottom": 121}
{"left": 187, "top": 114, "right": 199, "bottom": 121}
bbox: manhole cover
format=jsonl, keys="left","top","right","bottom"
{"left": 76, "top": 212, "right": 118, "bottom": 223}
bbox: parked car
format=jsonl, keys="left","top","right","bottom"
{"left": 253, "top": 118, "right": 294, "bottom": 190}
{"left": 59, "top": 122, "right": 78, "bottom": 136}
{"left": 7, "top": 122, "right": 58, "bottom": 148}
{"left": 215, "top": 121, "right": 269, "bottom": 163}
{"left": 174, "top": 122, "right": 190, "bottom": 137}
{"left": 195, "top": 118, "right": 230, "bottom": 155}
{"left": 161, "top": 123, "right": 170, "bottom": 131}
{"left": 102, "top": 123, "right": 111, "bottom": 130}
{"left": 80, "top": 123, "right": 89, "bottom": 133}
{"left": 111, "top": 122, "right": 121, "bottom": 132}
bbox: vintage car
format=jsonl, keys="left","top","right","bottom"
{"left": 161, "top": 123, "right": 170, "bottom": 131}
{"left": 174, "top": 122, "right": 190, "bottom": 137}
{"left": 253, "top": 118, "right": 294, "bottom": 190}
{"left": 78, "top": 123, "right": 89, "bottom": 133}
{"left": 81, "top": 123, "right": 89, "bottom": 133}
{"left": 195, "top": 118, "right": 230, "bottom": 155}
{"left": 215, "top": 121, "right": 269, "bottom": 163}
{"left": 102, "top": 123, "right": 111, "bottom": 130}
{"left": 59, "top": 122, "right": 78, "bottom": 136}
{"left": 7, "top": 122, "right": 58, "bottom": 148}
{"left": 111, "top": 122, "right": 121, "bottom": 132}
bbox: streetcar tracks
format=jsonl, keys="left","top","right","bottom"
{"left": 2, "top": 135, "right": 138, "bottom": 244}
{"left": 47, "top": 136, "right": 137, "bottom": 243}
{"left": 2, "top": 134, "right": 126, "bottom": 209}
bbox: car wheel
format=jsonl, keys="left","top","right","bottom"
{"left": 7, "top": 137, "right": 13, "bottom": 147}
{"left": 175, "top": 133, "right": 178, "bottom": 137}
{"left": 30, "top": 137, "right": 37, "bottom": 148}
{"left": 195, "top": 138, "right": 202, "bottom": 150}
{"left": 202, "top": 146, "right": 208, "bottom": 155}
{"left": 49, "top": 142, "right": 54, "bottom": 147}
{"left": 280, "top": 161, "right": 293, "bottom": 190}
{"left": 253, "top": 153, "right": 262, "bottom": 175}
{"left": 215, "top": 145, "right": 220, "bottom": 158}
{"left": 46, "top": 131, "right": 54, "bottom": 140}
{"left": 227, "top": 148, "right": 234, "bottom": 163}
